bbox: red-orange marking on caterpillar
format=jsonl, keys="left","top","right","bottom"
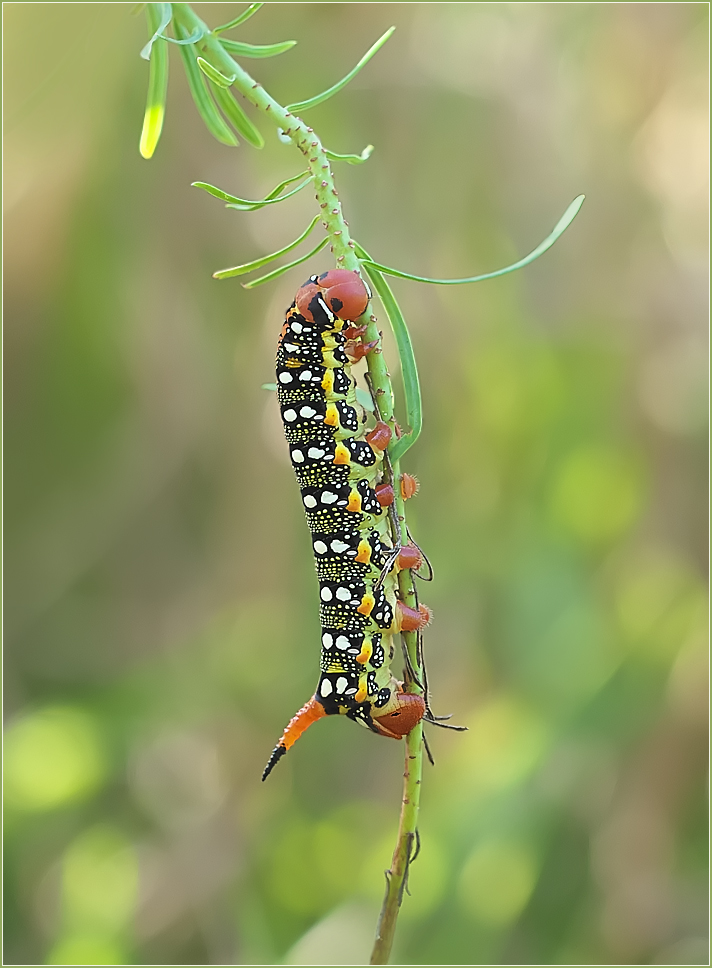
{"left": 345, "top": 338, "right": 379, "bottom": 362}
{"left": 372, "top": 690, "right": 426, "bottom": 739}
{"left": 366, "top": 421, "right": 392, "bottom": 452}
{"left": 400, "top": 473, "right": 420, "bottom": 500}
{"left": 375, "top": 483, "right": 395, "bottom": 507}
{"left": 396, "top": 544, "right": 423, "bottom": 571}
{"left": 397, "top": 601, "right": 431, "bottom": 632}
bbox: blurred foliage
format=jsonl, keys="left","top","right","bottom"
{"left": 4, "top": 3, "right": 708, "bottom": 966}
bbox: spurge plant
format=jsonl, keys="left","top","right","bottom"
{"left": 137, "top": 5, "right": 584, "bottom": 963}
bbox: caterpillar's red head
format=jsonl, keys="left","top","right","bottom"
{"left": 295, "top": 280, "right": 322, "bottom": 322}
{"left": 295, "top": 270, "right": 370, "bottom": 325}
{"left": 317, "top": 269, "right": 370, "bottom": 321}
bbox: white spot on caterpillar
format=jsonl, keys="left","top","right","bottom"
{"left": 322, "top": 632, "right": 333, "bottom": 647}
{"left": 278, "top": 372, "right": 293, "bottom": 383}
{"left": 283, "top": 409, "right": 297, "bottom": 422}
{"left": 299, "top": 370, "right": 312, "bottom": 381}
{"left": 335, "top": 676, "right": 348, "bottom": 694}
{"left": 291, "top": 321, "right": 303, "bottom": 334}
{"left": 318, "top": 296, "right": 335, "bottom": 322}
{"left": 308, "top": 447, "right": 325, "bottom": 459}
{"left": 335, "top": 636, "right": 351, "bottom": 650}
{"left": 292, "top": 449, "right": 304, "bottom": 463}
{"left": 345, "top": 687, "right": 358, "bottom": 695}
{"left": 320, "top": 587, "right": 333, "bottom": 601}
{"left": 314, "top": 540, "right": 328, "bottom": 554}
{"left": 336, "top": 587, "right": 351, "bottom": 601}
{"left": 300, "top": 406, "right": 317, "bottom": 418}
{"left": 303, "top": 495, "right": 317, "bottom": 508}
{"left": 284, "top": 343, "right": 299, "bottom": 352}
{"left": 321, "top": 491, "right": 338, "bottom": 504}
{"left": 331, "top": 540, "right": 350, "bottom": 553}
{"left": 320, "top": 679, "right": 333, "bottom": 697}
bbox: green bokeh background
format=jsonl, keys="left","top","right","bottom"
{"left": 4, "top": 3, "right": 708, "bottom": 966}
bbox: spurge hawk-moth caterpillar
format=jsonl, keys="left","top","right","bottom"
{"left": 262, "top": 269, "right": 429, "bottom": 780}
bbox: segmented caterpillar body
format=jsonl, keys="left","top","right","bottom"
{"left": 263, "top": 269, "right": 427, "bottom": 780}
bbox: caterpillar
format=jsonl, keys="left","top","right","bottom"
{"left": 262, "top": 269, "right": 430, "bottom": 780}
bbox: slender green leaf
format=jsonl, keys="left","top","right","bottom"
{"left": 360, "top": 195, "right": 586, "bottom": 286}
{"left": 175, "top": 22, "right": 237, "bottom": 146}
{"left": 160, "top": 24, "right": 206, "bottom": 45}
{"left": 214, "top": 215, "right": 321, "bottom": 279}
{"left": 242, "top": 237, "right": 329, "bottom": 288}
{"left": 196, "top": 56, "right": 236, "bottom": 87}
{"left": 286, "top": 26, "right": 395, "bottom": 113}
{"left": 355, "top": 243, "right": 422, "bottom": 462}
{"left": 192, "top": 175, "right": 312, "bottom": 210}
{"left": 192, "top": 182, "right": 250, "bottom": 204}
{"left": 261, "top": 382, "right": 277, "bottom": 391}
{"left": 263, "top": 170, "right": 311, "bottom": 199}
{"left": 224, "top": 179, "right": 310, "bottom": 210}
{"left": 209, "top": 83, "right": 264, "bottom": 147}
{"left": 213, "top": 3, "right": 264, "bottom": 34}
{"left": 140, "top": 2, "right": 172, "bottom": 60}
{"left": 325, "top": 145, "right": 374, "bottom": 165}
{"left": 139, "top": 5, "right": 169, "bottom": 158}
{"left": 219, "top": 38, "right": 297, "bottom": 58}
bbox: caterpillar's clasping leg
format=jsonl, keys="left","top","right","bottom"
{"left": 371, "top": 686, "right": 426, "bottom": 739}
{"left": 396, "top": 544, "right": 423, "bottom": 571}
{"left": 261, "top": 696, "right": 326, "bottom": 781}
{"left": 396, "top": 601, "right": 432, "bottom": 632}
{"left": 345, "top": 338, "right": 379, "bottom": 362}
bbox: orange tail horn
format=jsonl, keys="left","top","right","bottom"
{"left": 262, "top": 696, "right": 326, "bottom": 780}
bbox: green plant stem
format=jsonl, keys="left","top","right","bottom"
{"left": 370, "top": 723, "right": 423, "bottom": 965}
{"left": 172, "top": 4, "right": 360, "bottom": 271}
{"left": 371, "top": 543, "right": 423, "bottom": 965}
{"left": 361, "top": 318, "right": 424, "bottom": 965}
{"left": 171, "top": 8, "right": 423, "bottom": 961}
